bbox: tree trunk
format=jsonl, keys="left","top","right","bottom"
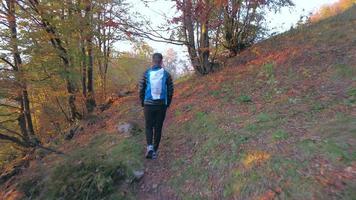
{"left": 183, "top": 0, "right": 202, "bottom": 75}
{"left": 85, "top": 0, "right": 96, "bottom": 113}
{"left": 81, "top": 39, "right": 87, "bottom": 98}
{"left": 103, "top": 48, "right": 109, "bottom": 99}
{"left": 86, "top": 38, "right": 96, "bottom": 113}
{"left": 7, "top": 0, "right": 38, "bottom": 146}
{"left": 22, "top": 90, "right": 35, "bottom": 137}
{"left": 65, "top": 70, "right": 81, "bottom": 121}
{"left": 87, "top": 40, "right": 94, "bottom": 96}
{"left": 199, "top": 19, "right": 211, "bottom": 74}
{"left": 182, "top": 0, "right": 212, "bottom": 75}
{"left": 28, "top": 0, "right": 82, "bottom": 122}
{"left": 18, "top": 98, "right": 29, "bottom": 143}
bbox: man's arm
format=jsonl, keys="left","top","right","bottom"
{"left": 166, "top": 73, "right": 174, "bottom": 108}
{"left": 138, "top": 71, "right": 147, "bottom": 107}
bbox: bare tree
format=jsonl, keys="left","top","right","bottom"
{"left": 222, "top": 0, "right": 294, "bottom": 56}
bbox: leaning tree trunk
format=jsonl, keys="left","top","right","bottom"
{"left": 7, "top": 0, "right": 39, "bottom": 145}
{"left": 28, "top": 0, "right": 82, "bottom": 122}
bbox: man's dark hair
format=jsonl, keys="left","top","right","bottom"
{"left": 152, "top": 53, "right": 163, "bottom": 64}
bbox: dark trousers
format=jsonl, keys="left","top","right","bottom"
{"left": 144, "top": 105, "right": 167, "bottom": 151}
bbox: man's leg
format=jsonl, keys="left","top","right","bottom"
{"left": 144, "top": 106, "right": 156, "bottom": 158}
{"left": 153, "top": 105, "right": 167, "bottom": 152}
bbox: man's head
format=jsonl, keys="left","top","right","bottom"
{"left": 152, "top": 53, "right": 163, "bottom": 65}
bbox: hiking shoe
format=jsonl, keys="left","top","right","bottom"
{"left": 152, "top": 151, "right": 158, "bottom": 160}
{"left": 146, "top": 145, "right": 154, "bottom": 159}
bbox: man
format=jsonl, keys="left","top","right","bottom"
{"left": 139, "top": 53, "right": 174, "bottom": 159}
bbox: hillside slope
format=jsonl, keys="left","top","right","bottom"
{"left": 1, "top": 6, "right": 356, "bottom": 200}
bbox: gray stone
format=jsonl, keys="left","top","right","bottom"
{"left": 133, "top": 170, "right": 144, "bottom": 181}
{"left": 117, "top": 122, "right": 134, "bottom": 135}
{"left": 152, "top": 183, "right": 158, "bottom": 189}
{"left": 117, "top": 122, "right": 141, "bottom": 136}
{"left": 118, "top": 90, "right": 132, "bottom": 97}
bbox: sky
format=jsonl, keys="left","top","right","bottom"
{"left": 115, "top": 0, "right": 340, "bottom": 62}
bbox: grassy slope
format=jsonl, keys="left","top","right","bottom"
{"left": 141, "top": 6, "right": 356, "bottom": 199}
{"left": 0, "top": 98, "right": 146, "bottom": 200}
{"left": 1, "top": 6, "right": 355, "bottom": 200}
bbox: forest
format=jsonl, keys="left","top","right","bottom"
{"left": 0, "top": 0, "right": 355, "bottom": 199}
{"left": 0, "top": 0, "right": 296, "bottom": 165}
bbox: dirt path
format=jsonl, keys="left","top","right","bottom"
{"left": 137, "top": 133, "right": 184, "bottom": 199}
{"left": 137, "top": 147, "right": 178, "bottom": 199}
{"left": 136, "top": 113, "right": 181, "bottom": 200}
{"left": 107, "top": 97, "right": 181, "bottom": 199}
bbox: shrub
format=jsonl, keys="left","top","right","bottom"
{"left": 19, "top": 134, "right": 142, "bottom": 200}
{"left": 237, "top": 94, "right": 252, "bottom": 103}
{"left": 46, "top": 153, "right": 126, "bottom": 200}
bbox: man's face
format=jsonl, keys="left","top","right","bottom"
{"left": 153, "top": 56, "right": 163, "bottom": 65}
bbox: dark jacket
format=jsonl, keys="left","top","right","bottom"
{"left": 139, "top": 65, "right": 174, "bottom": 107}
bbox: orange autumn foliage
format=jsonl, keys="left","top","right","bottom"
{"left": 311, "top": 0, "right": 356, "bottom": 22}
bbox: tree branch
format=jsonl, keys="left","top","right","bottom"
{"left": 0, "top": 112, "right": 17, "bottom": 117}
{"left": 0, "top": 125, "right": 22, "bottom": 137}
{"left": 112, "top": 13, "right": 187, "bottom": 45}
{"left": 0, "top": 132, "right": 28, "bottom": 147}
{"left": 0, "top": 119, "right": 17, "bottom": 124}
{"left": 0, "top": 68, "right": 13, "bottom": 72}
{"left": 0, "top": 57, "right": 15, "bottom": 69}
{"left": 36, "top": 143, "right": 64, "bottom": 155}
{"left": 55, "top": 96, "right": 71, "bottom": 122}
{"left": 0, "top": 103, "right": 20, "bottom": 110}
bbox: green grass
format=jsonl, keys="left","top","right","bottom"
{"left": 223, "top": 169, "right": 265, "bottom": 199}
{"left": 347, "top": 87, "right": 356, "bottom": 97}
{"left": 168, "top": 112, "right": 247, "bottom": 199}
{"left": 174, "top": 109, "right": 182, "bottom": 117}
{"left": 223, "top": 155, "right": 312, "bottom": 199}
{"left": 343, "top": 181, "right": 356, "bottom": 200}
{"left": 0, "top": 143, "right": 19, "bottom": 170}
{"left": 311, "top": 101, "right": 326, "bottom": 111}
{"left": 169, "top": 110, "right": 292, "bottom": 199}
{"left": 272, "top": 129, "right": 289, "bottom": 140}
{"left": 263, "top": 63, "right": 275, "bottom": 79}
{"left": 237, "top": 94, "right": 252, "bottom": 103}
{"left": 333, "top": 64, "right": 356, "bottom": 79}
{"left": 19, "top": 134, "right": 143, "bottom": 200}
{"left": 256, "top": 112, "right": 271, "bottom": 122}
{"left": 299, "top": 115, "right": 356, "bottom": 165}
{"left": 174, "top": 8, "right": 356, "bottom": 199}
{"left": 268, "top": 156, "right": 320, "bottom": 199}
{"left": 210, "top": 90, "right": 221, "bottom": 97}
{"left": 223, "top": 153, "right": 323, "bottom": 199}
{"left": 175, "top": 74, "right": 193, "bottom": 84}
{"left": 243, "top": 112, "right": 285, "bottom": 138}
{"left": 245, "top": 123, "right": 259, "bottom": 132}
{"left": 346, "top": 87, "right": 356, "bottom": 105}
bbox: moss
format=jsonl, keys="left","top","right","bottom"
{"left": 19, "top": 134, "right": 143, "bottom": 200}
